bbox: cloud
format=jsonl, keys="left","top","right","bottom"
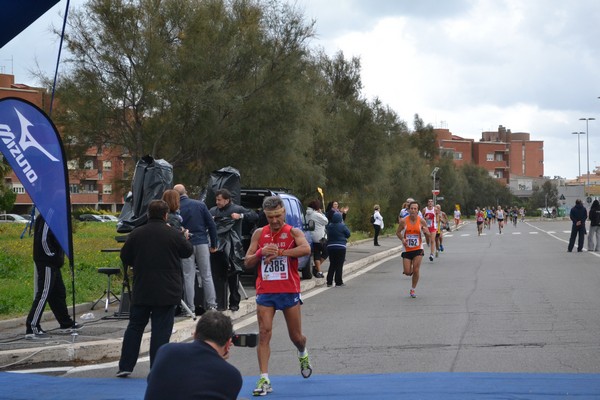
{"left": 301, "top": 0, "right": 600, "bottom": 179}
{"left": 2, "top": 0, "right": 599, "bottom": 179}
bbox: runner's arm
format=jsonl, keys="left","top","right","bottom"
{"left": 244, "top": 228, "right": 263, "bottom": 268}
{"left": 286, "top": 227, "right": 311, "bottom": 258}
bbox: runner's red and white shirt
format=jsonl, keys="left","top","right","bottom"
{"left": 423, "top": 206, "right": 437, "bottom": 233}
{"left": 255, "top": 224, "right": 300, "bottom": 294}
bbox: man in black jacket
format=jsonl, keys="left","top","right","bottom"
{"left": 209, "top": 188, "right": 257, "bottom": 311}
{"left": 25, "top": 215, "right": 79, "bottom": 339}
{"left": 568, "top": 199, "right": 588, "bottom": 252}
{"left": 144, "top": 311, "right": 242, "bottom": 400}
{"left": 117, "top": 200, "right": 193, "bottom": 377}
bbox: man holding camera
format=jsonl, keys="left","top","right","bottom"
{"left": 245, "top": 195, "right": 313, "bottom": 396}
{"left": 116, "top": 200, "right": 193, "bottom": 377}
{"left": 144, "top": 311, "right": 243, "bottom": 400}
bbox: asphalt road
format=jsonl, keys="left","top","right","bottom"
{"left": 26, "top": 219, "right": 600, "bottom": 379}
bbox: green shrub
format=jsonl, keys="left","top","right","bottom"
{"left": 0, "top": 223, "right": 123, "bottom": 320}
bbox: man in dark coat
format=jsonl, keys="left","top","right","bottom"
{"left": 209, "top": 188, "right": 257, "bottom": 311}
{"left": 568, "top": 199, "right": 588, "bottom": 252}
{"left": 116, "top": 200, "right": 193, "bottom": 377}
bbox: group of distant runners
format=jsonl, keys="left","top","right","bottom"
{"left": 475, "top": 206, "right": 525, "bottom": 235}
{"left": 397, "top": 200, "right": 528, "bottom": 298}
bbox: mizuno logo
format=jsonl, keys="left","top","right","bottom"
{"left": 0, "top": 108, "right": 59, "bottom": 183}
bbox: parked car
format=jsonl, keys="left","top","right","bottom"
{"left": 79, "top": 214, "right": 105, "bottom": 222}
{"left": 0, "top": 214, "right": 29, "bottom": 223}
{"left": 99, "top": 215, "right": 119, "bottom": 222}
{"left": 20, "top": 214, "right": 33, "bottom": 221}
{"left": 240, "top": 188, "right": 314, "bottom": 278}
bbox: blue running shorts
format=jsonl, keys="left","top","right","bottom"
{"left": 256, "top": 293, "right": 303, "bottom": 310}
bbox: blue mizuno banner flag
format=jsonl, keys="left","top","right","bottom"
{"left": 0, "top": 97, "right": 73, "bottom": 259}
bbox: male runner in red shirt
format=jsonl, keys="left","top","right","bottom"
{"left": 245, "top": 196, "right": 312, "bottom": 396}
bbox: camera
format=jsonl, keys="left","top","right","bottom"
{"left": 232, "top": 332, "right": 258, "bottom": 347}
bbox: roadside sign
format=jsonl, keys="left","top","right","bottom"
{"left": 437, "top": 196, "right": 444, "bottom": 201}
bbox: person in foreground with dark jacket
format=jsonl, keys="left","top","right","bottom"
{"left": 116, "top": 200, "right": 193, "bottom": 377}
{"left": 25, "top": 214, "right": 79, "bottom": 339}
{"left": 326, "top": 211, "right": 351, "bottom": 287}
{"left": 144, "top": 311, "right": 242, "bottom": 400}
{"left": 568, "top": 199, "right": 588, "bottom": 253}
{"left": 209, "top": 188, "right": 257, "bottom": 311}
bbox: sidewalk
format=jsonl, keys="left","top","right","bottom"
{"left": 0, "top": 236, "right": 403, "bottom": 370}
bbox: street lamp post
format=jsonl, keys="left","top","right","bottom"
{"left": 431, "top": 167, "right": 439, "bottom": 205}
{"left": 579, "top": 117, "right": 596, "bottom": 191}
{"left": 572, "top": 131, "right": 585, "bottom": 180}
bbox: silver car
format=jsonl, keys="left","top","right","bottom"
{"left": 0, "top": 214, "right": 29, "bottom": 223}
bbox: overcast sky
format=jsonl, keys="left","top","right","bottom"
{"left": 1, "top": 0, "right": 599, "bottom": 181}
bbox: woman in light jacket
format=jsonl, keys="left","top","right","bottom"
{"left": 306, "top": 200, "right": 328, "bottom": 278}
{"left": 373, "top": 204, "right": 384, "bottom": 246}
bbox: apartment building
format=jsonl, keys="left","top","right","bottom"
{"left": 0, "top": 73, "right": 128, "bottom": 213}
{"left": 435, "top": 125, "right": 544, "bottom": 194}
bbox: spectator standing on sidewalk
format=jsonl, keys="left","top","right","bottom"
{"left": 326, "top": 211, "right": 351, "bottom": 287}
{"left": 372, "top": 204, "right": 384, "bottom": 246}
{"left": 117, "top": 200, "right": 193, "bottom": 377}
{"left": 25, "top": 214, "right": 79, "bottom": 339}
{"left": 306, "top": 200, "right": 328, "bottom": 278}
{"left": 588, "top": 200, "right": 600, "bottom": 252}
{"left": 174, "top": 184, "right": 219, "bottom": 312}
{"left": 209, "top": 188, "right": 257, "bottom": 311}
{"left": 568, "top": 199, "right": 588, "bottom": 252}
{"left": 162, "top": 189, "right": 184, "bottom": 231}
{"left": 326, "top": 200, "right": 348, "bottom": 222}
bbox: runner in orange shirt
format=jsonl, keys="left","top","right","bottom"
{"left": 397, "top": 201, "right": 432, "bottom": 298}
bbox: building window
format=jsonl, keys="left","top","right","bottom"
{"left": 67, "top": 160, "right": 78, "bottom": 170}
{"left": 69, "top": 184, "right": 79, "bottom": 194}
{"left": 495, "top": 153, "right": 503, "bottom": 161}
{"left": 103, "top": 184, "right": 112, "bottom": 194}
{"left": 84, "top": 160, "right": 94, "bottom": 169}
{"left": 486, "top": 153, "right": 494, "bottom": 162}
{"left": 495, "top": 170, "right": 504, "bottom": 178}
{"left": 103, "top": 160, "right": 112, "bottom": 170}
{"left": 11, "top": 185, "right": 25, "bottom": 194}
{"left": 453, "top": 152, "right": 463, "bottom": 160}
{"left": 82, "top": 183, "right": 96, "bottom": 192}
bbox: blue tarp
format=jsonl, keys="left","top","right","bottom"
{"left": 1, "top": 372, "right": 599, "bottom": 399}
